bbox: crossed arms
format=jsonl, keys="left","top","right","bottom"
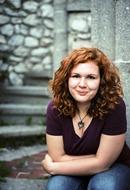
{"left": 41, "top": 133, "right": 125, "bottom": 176}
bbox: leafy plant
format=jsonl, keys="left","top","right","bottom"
{"left": 0, "top": 161, "right": 11, "bottom": 178}
{"left": 26, "top": 116, "right": 33, "bottom": 126}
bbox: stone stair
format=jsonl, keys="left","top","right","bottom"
{"left": 0, "top": 86, "right": 49, "bottom": 146}
{"left": 0, "top": 103, "right": 46, "bottom": 125}
{"left": 0, "top": 178, "right": 48, "bottom": 190}
{"left": 24, "top": 70, "right": 52, "bottom": 86}
{"left": 0, "top": 125, "right": 45, "bottom": 138}
{"left": 0, "top": 71, "right": 52, "bottom": 189}
{"left": 0, "top": 71, "right": 51, "bottom": 142}
{"left": 0, "top": 85, "right": 50, "bottom": 105}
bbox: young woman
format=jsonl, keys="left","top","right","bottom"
{"left": 42, "top": 47, "right": 130, "bottom": 190}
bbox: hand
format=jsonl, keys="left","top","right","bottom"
{"left": 41, "top": 154, "right": 54, "bottom": 174}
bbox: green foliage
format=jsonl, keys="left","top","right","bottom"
{"left": 0, "top": 161, "right": 11, "bottom": 178}
{"left": 0, "top": 70, "right": 8, "bottom": 81}
{"left": 25, "top": 116, "right": 45, "bottom": 126}
{"left": 26, "top": 116, "right": 33, "bottom": 126}
{"left": 0, "top": 120, "right": 10, "bottom": 126}
{"left": 40, "top": 118, "right": 45, "bottom": 126}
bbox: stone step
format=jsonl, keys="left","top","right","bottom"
{"left": 0, "top": 125, "right": 45, "bottom": 138}
{"left": 0, "top": 104, "right": 46, "bottom": 115}
{"left": 0, "top": 125, "right": 46, "bottom": 148}
{"left": 0, "top": 104, "right": 46, "bottom": 114}
{"left": 0, "top": 178, "right": 48, "bottom": 190}
{"left": 24, "top": 70, "right": 52, "bottom": 86}
{"left": 0, "top": 85, "right": 51, "bottom": 104}
{"left": 0, "top": 144, "right": 47, "bottom": 161}
{"left": 0, "top": 104, "right": 47, "bottom": 125}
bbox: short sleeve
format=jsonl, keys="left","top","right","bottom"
{"left": 102, "top": 98, "right": 127, "bottom": 135}
{"left": 46, "top": 101, "right": 63, "bottom": 136}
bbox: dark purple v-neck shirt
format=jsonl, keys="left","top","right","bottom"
{"left": 46, "top": 98, "right": 130, "bottom": 166}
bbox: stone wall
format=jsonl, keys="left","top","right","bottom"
{"left": 0, "top": 0, "right": 54, "bottom": 85}
{"left": 68, "top": 12, "right": 91, "bottom": 51}
{"left": 0, "top": 0, "right": 92, "bottom": 85}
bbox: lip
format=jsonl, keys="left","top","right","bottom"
{"left": 76, "top": 90, "right": 88, "bottom": 96}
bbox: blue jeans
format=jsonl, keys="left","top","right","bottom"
{"left": 45, "top": 163, "right": 130, "bottom": 190}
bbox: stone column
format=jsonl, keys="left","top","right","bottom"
{"left": 53, "top": 0, "right": 68, "bottom": 72}
{"left": 91, "top": 0, "right": 115, "bottom": 60}
{"left": 115, "top": 0, "right": 130, "bottom": 61}
{"left": 115, "top": 0, "right": 130, "bottom": 142}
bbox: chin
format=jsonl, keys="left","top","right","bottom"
{"left": 76, "top": 99, "right": 90, "bottom": 104}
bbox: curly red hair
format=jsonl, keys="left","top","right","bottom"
{"left": 49, "top": 47, "right": 123, "bottom": 119}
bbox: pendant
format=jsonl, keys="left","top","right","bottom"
{"left": 78, "top": 121, "right": 84, "bottom": 129}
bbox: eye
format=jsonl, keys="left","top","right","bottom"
{"left": 87, "top": 75, "right": 96, "bottom": 79}
{"left": 71, "top": 74, "right": 80, "bottom": 78}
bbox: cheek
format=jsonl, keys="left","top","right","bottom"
{"left": 68, "top": 79, "right": 78, "bottom": 88}
{"left": 87, "top": 80, "right": 100, "bottom": 90}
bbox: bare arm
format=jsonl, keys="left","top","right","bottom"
{"left": 42, "top": 134, "right": 125, "bottom": 175}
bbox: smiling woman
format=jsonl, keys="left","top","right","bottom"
{"left": 41, "top": 47, "right": 130, "bottom": 190}
{"left": 68, "top": 62, "right": 100, "bottom": 106}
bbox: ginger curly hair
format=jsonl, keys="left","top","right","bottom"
{"left": 49, "top": 47, "right": 123, "bottom": 119}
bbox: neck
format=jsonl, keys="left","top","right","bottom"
{"left": 77, "top": 103, "right": 90, "bottom": 116}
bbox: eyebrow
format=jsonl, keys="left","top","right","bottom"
{"left": 71, "top": 72, "right": 98, "bottom": 76}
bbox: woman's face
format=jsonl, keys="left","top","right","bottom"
{"left": 68, "top": 61, "right": 100, "bottom": 106}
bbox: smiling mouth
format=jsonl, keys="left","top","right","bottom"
{"left": 77, "top": 91, "right": 88, "bottom": 96}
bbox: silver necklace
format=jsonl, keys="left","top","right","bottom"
{"left": 77, "top": 112, "right": 88, "bottom": 129}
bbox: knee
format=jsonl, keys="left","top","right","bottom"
{"left": 88, "top": 164, "right": 130, "bottom": 190}
{"left": 46, "top": 175, "right": 74, "bottom": 190}
{"left": 46, "top": 175, "right": 83, "bottom": 190}
{"left": 46, "top": 176, "right": 63, "bottom": 190}
{"left": 88, "top": 174, "right": 116, "bottom": 190}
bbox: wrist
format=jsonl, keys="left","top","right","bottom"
{"left": 48, "top": 162, "right": 58, "bottom": 175}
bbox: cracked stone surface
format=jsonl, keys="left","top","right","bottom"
{"left": 0, "top": 145, "right": 48, "bottom": 190}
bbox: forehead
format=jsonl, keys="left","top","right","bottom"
{"left": 71, "top": 61, "right": 99, "bottom": 74}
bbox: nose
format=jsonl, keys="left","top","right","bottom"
{"left": 79, "top": 77, "right": 86, "bottom": 87}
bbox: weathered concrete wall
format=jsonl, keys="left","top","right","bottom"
{"left": 53, "top": 0, "right": 68, "bottom": 72}
{"left": 115, "top": 0, "right": 130, "bottom": 61}
{"left": 115, "top": 0, "right": 130, "bottom": 144}
{"left": 116, "top": 61, "right": 130, "bottom": 145}
{"left": 91, "top": 0, "right": 115, "bottom": 60}
{"left": 68, "top": 12, "right": 91, "bottom": 51}
{"left": 53, "top": 0, "right": 91, "bottom": 71}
